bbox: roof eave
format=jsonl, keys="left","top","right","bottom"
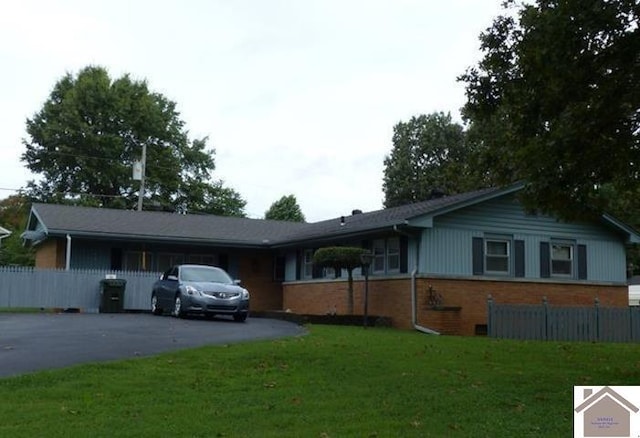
{"left": 44, "top": 230, "right": 271, "bottom": 249}
{"left": 271, "top": 223, "right": 422, "bottom": 248}
{"left": 601, "top": 214, "right": 640, "bottom": 244}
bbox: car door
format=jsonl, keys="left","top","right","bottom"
{"left": 157, "top": 266, "right": 179, "bottom": 307}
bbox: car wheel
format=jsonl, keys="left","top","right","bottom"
{"left": 233, "top": 312, "right": 247, "bottom": 323}
{"left": 172, "top": 295, "right": 185, "bottom": 318}
{"left": 151, "top": 294, "right": 162, "bottom": 315}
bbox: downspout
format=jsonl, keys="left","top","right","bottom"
{"left": 65, "top": 234, "right": 71, "bottom": 271}
{"left": 393, "top": 224, "right": 439, "bottom": 335}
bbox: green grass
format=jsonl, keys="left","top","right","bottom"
{"left": 1, "top": 325, "right": 638, "bottom": 437}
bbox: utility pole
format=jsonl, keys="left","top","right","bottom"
{"left": 137, "top": 141, "right": 147, "bottom": 211}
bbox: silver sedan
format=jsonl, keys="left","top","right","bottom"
{"left": 151, "top": 264, "right": 250, "bottom": 322}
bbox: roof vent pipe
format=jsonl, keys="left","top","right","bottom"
{"left": 340, "top": 216, "right": 345, "bottom": 226}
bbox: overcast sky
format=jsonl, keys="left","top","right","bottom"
{"left": 1, "top": 0, "right": 505, "bottom": 222}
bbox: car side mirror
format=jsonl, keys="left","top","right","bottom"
{"left": 233, "top": 279, "right": 242, "bottom": 285}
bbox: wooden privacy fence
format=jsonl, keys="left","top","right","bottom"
{"left": 487, "top": 295, "right": 640, "bottom": 343}
{"left": 0, "top": 267, "right": 161, "bottom": 312}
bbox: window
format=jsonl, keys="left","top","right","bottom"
{"left": 187, "top": 254, "right": 215, "bottom": 266}
{"left": 373, "top": 239, "right": 386, "bottom": 273}
{"left": 157, "top": 253, "right": 185, "bottom": 272}
{"left": 303, "top": 249, "right": 314, "bottom": 279}
{"left": 387, "top": 238, "right": 400, "bottom": 272}
{"left": 473, "top": 236, "right": 523, "bottom": 277}
{"left": 485, "top": 239, "right": 510, "bottom": 274}
{"left": 551, "top": 242, "right": 573, "bottom": 276}
{"left": 323, "top": 267, "right": 336, "bottom": 278}
{"left": 124, "top": 251, "right": 151, "bottom": 271}
{"left": 372, "top": 237, "right": 401, "bottom": 274}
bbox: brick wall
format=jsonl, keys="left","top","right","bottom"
{"left": 283, "top": 276, "right": 628, "bottom": 335}
{"left": 283, "top": 277, "right": 412, "bottom": 328}
{"left": 35, "top": 238, "right": 64, "bottom": 269}
{"left": 236, "top": 251, "right": 282, "bottom": 312}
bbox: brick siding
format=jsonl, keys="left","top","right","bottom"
{"left": 35, "top": 238, "right": 65, "bottom": 269}
{"left": 236, "top": 251, "right": 283, "bottom": 312}
{"left": 283, "top": 276, "right": 628, "bottom": 335}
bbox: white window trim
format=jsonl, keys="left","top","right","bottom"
{"left": 387, "top": 237, "right": 401, "bottom": 274}
{"left": 550, "top": 240, "right": 574, "bottom": 277}
{"left": 484, "top": 237, "right": 511, "bottom": 276}
{"left": 372, "top": 239, "right": 386, "bottom": 274}
{"left": 303, "top": 249, "right": 314, "bottom": 279}
{"left": 372, "top": 237, "right": 401, "bottom": 275}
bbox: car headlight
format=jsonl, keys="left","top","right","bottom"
{"left": 184, "top": 285, "right": 202, "bottom": 296}
{"left": 242, "top": 289, "right": 250, "bottom": 300}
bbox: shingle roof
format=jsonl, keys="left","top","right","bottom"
{"left": 26, "top": 184, "right": 521, "bottom": 247}
{"left": 278, "top": 186, "right": 503, "bottom": 244}
{"left": 29, "top": 203, "right": 309, "bottom": 247}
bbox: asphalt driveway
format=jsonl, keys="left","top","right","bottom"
{"left": 0, "top": 313, "right": 306, "bottom": 378}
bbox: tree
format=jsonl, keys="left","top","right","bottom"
{"left": 264, "top": 195, "right": 305, "bottom": 222}
{"left": 313, "top": 247, "right": 364, "bottom": 314}
{"left": 22, "top": 66, "right": 246, "bottom": 216}
{"left": 459, "top": 0, "right": 640, "bottom": 221}
{"left": 382, "top": 112, "right": 481, "bottom": 208}
{"left": 0, "top": 194, "right": 34, "bottom": 266}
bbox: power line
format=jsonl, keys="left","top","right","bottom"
{"left": 29, "top": 149, "right": 179, "bottom": 172}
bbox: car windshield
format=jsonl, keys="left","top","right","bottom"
{"left": 180, "top": 266, "right": 233, "bottom": 284}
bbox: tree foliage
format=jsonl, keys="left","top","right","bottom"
{"left": 0, "top": 194, "right": 34, "bottom": 266}
{"left": 264, "top": 195, "right": 306, "bottom": 222}
{"left": 313, "top": 247, "right": 365, "bottom": 314}
{"left": 460, "top": 0, "right": 640, "bottom": 220}
{"left": 22, "top": 66, "right": 246, "bottom": 216}
{"left": 382, "top": 112, "right": 482, "bottom": 208}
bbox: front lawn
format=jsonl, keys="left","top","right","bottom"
{"left": 0, "top": 325, "right": 637, "bottom": 437}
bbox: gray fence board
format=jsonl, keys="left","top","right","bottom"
{"left": 488, "top": 296, "right": 640, "bottom": 343}
{"left": 0, "top": 267, "right": 160, "bottom": 312}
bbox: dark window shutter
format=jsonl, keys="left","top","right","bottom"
{"left": 540, "top": 242, "right": 550, "bottom": 278}
{"left": 274, "top": 256, "right": 285, "bottom": 281}
{"left": 577, "top": 244, "right": 587, "bottom": 280}
{"left": 472, "top": 237, "right": 484, "bottom": 275}
{"left": 399, "top": 236, "right": 409, "bottom": 274}
{"left": 295, "top": 250, "right": 301, "bottom": 280}
{"left": 514, "top": 240, "right": 525, "bottom": 277}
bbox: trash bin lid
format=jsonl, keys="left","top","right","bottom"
{"left": 100, "top": 278, "right": 127, "bottom": 287}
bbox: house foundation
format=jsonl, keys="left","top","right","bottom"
{"left": 282, "top": 276, "right": 628, "bottom": 335}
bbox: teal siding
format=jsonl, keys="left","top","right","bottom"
{"left": 416, "top": 195, "right": 627, "bottom": 283}
{"left": 421, "top": 228, "right": 475, "bottom": 276}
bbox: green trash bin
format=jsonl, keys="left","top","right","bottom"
{"left": 99, "top": 278, "right": 127, "bottom": 313}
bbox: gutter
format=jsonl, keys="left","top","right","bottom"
{"left": 46, "top": 231, "right": 271, "bottom": 249}
{"left": 393, "top": 225, "right": 439, "bottom": 335}
{"left": 65, "top": 234, "right": 71, "bottom": 271}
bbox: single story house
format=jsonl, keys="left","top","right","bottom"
{"left": 22, "top": 183, "right": 640, "bottom": 335}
